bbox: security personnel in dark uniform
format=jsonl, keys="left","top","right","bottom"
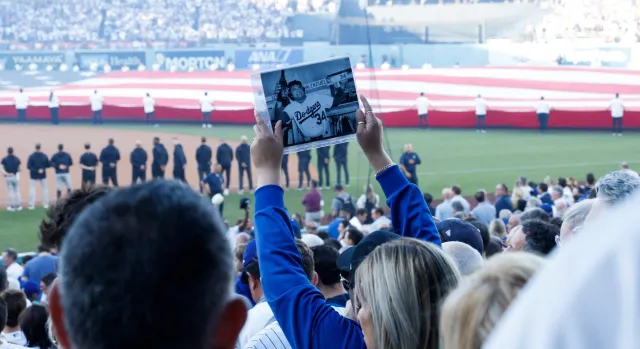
{"left": 1, "top": 147, "right": 21, "bottom": 211}
{"left": 79, "top": 143, "right": 98, "bottom": 186}
{"left": 333, "top": 142, "right": 349, "bottom": 186}
{"left": 316, "top": 146, "right": 331, "bottom": 189}
{"left": 152, "top": 137, "right": 169, "bottom": 179}
{"left": 297, "top": 150, "right": 311, "bottom": 190}
{"left": 235, "top": 137, "right": 252, "bottom": 193}
{"left": 216, "top": 140, "right": 233, "bottom": 194}
{"left": 99, "top": 138, "right": 120, "bottom": 187}
{"left": 27, "top": 143, "right": 50, "bottom": 208}
{"left": 130, "top": 141, "right": 148, "bottom": 184}
{"left": 281, "top": 153, "right": 289, "bottom": 190}
{"left": 51, "top": 144, "right": 73, "bottom": 199}
{"left": 172, "top": 139, "right": 187, "bottom": 183}
{"left": 196, "top": 137, "right": 212, "bottom": 192}
{"left": 399, "top": 144, "right": 421, "bottom": 185}
{"left": 202, "top": 164, "right": 224, "bottom": 215}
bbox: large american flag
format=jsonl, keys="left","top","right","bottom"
{"left": 0, "top": 66, "right": 639, "bottom": 112}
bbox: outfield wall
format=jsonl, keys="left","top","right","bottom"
{"left": 1, "top": 104, "right": 639, "bottom": 130}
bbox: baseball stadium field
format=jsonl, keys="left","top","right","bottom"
{"left": 1, "top": 123, "right": 637, "bottom": 252}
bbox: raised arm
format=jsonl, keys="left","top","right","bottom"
{"left": 251, "top": 116, "right": 364, "bottom": 349}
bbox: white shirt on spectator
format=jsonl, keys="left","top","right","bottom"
{"left": 200, "top": 96, "right": 214, "bottom": 112}
{"left": 90, "top": 93, "right": 103, "bottom": 111}
{"left": 349, "top": 216, "right": 363, "bottom": 230}
{"left": 143, "top": 96, "right": 155, "bottom": 113}
{"left": 416, "top": 96, "right": 429, "bottom": 115}
{"left": 48, "top": 95, "right": 59, "bottom": 109}
{"left": 536, "top": 101, "right": 550, "bottom": 114}
{"left": 244, "top": 307, "right": 345, "bottom": 349}
{"left": 236, "top": 299, "right": 274, "bottom": 349}
{"left": 14, "top": 93, "right": 28, "bottom": 110}
{"left": 5, "top": 263, "right": 23, "bottom": 281}
{"left": 356, "top": 194, "right": 380, "bottom": 209}
{"left": 609, "top": 98, "right": 624, "bottom": 118}
{"left": 2, "top": 331, "right": 26, "bottom": 346}
{"left": 370, "top": 215, "right": 392, "bottom": 232}
{"left": 475, "top": 98, "right": 487, "bottom": 115}
{"left": 0, "top": 338, "right": 27, "bottom": 349}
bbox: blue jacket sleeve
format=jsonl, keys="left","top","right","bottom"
{"left": 254, "top": 185, "right": 365, "bottom": 349}
{"left": 376, "top": 165, "right": 441, "bottom": 246}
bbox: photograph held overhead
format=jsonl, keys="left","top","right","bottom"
{"left": 255, "top": 56, "right": 359, "bottom": 153}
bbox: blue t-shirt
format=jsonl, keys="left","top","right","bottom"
{"left": 23, "top": 255, "right": 57, "bottom": 282}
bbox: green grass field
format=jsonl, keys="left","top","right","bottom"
{"left": 1, "top": 125, "right": 637, "bottom": 252}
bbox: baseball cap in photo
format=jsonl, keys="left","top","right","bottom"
{"left": 240, "top": 240, "right": 258, "bottom": 284}
{"left": 436, "top": 218, "right": 484, "bottom": 255}
{"left": 337, "top": 230, "right": 400, "bottom": 289}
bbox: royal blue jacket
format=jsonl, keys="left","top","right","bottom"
{"left": 254, "top": 164, "right": 440, "bottom": 349}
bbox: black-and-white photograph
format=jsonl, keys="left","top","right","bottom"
{"left": 258, "top": 57, "right": 359, "bottom": 150}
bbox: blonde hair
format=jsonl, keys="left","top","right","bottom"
{"left": 365, "top": 184, "right": 376, "bottom": 203}
{"left": 354, "top": 239, "right": 460, "bottom": 349}
{"left": 488, "top": 219, "right": 507, "bottom": 239}
{"left": 498, "top": 209, "right": 512, "bottom": 220}
{"left": 511, "top": 187, "right": 525, "bottom": 203}
{"left": 440, "top": 252, "right": 544, "bottom": 349}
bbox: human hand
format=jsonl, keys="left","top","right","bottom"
{"left": 356, "top": 94, "right": 392, "bottom": 173}
{"left": 38, "top": 169, "right": 44, "bottom": 174}
{"left": 59, "top": 165, "right": 67, "bottom": 170}
{"left": 408, "top": 159, "right": 415, "bottom": 165}
{"left": 140, "top": 165, "right": 145, "bottom": 170}
{"left": 251, "top": 112, "right": 283, "bottom": 188}
{"left": 406, "top": 173, "right": 412, "bottom": 179}
{"left": 324, "top": 158, "right": 329, "bottom": 164}
{"left": 110, "top": 163, "right": 116, "bottom": 168}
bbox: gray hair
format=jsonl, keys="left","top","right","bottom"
{"left": 552, "top": 186, "right": 563, "bottom": 196}
{"left": 519, "top": 207, "right": 550, "bottom": 224}
{"left": 442, "top": 242, "right": 485, "bottom": 276}
{"left": 354, "top": 239, "right": 460, "bottom": 349}
{"left": 488, "top": 219, "right": 507, "bottom": 239}
{"left": 451, "top": 201, "right": 465, "bottom": 213}
{"left": 526, "top": 197, "right": 542, "bottom": 209}
{"left": 562, "top": 199, "right": 595, "bottom": 231}
{"left": 595, "top": 170, "right": 640, "bottom": 205}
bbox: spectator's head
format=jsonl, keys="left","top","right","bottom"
{"left": 338, "top": 220, "right": 350, "bottom": 234}
{"left": 240, "top": 240, "right": 264, "bottom": 302}
{"left": 554, "top": 199, "right": 568, "bottom": 216}
{"left": 519, "top": 207, "right": 550, "bottom": 224}
{"left": 354, "top": 239, "right": 460, "bottom": 349}
{"left": 371, "top": 207, "right": 384, "bottom": 221}
{"left": 505, "top": 225, "right": 525, "bottom": 252}
{"left": 558, "top": 199, "right": 595, "bottom": 248}
{"left": 558, "top": 177, "right": 567, "bottom": 188}
{"left": 39, "top": 185, "right": 112, "bottom": 250}
{"left": 1, "top": 289, "right": 27, "bottom": 329}
{"left": 498, "top": 209, "right": 512, "bottom": 220}
{"left": 474, "top": 190, "right": 486, "bottom": 203}
{"left": 19, "top": 304, "right": 53, "bottom": 349}
{"left": 522, "top": 219, "right": 559, "bottom": 256}
{"left": 526, "top": 197, "right": 542, "bottom": 210}
{"left": 324, "top": 238, "right": 342, "bottom": 251}
{"left": 235, "top": 232, "right": 251, "bottom": 246}
{"left": 2, "top": 248, "right": 18, "bottom": 268}
{"left": 404, "top": 144, "right": 413, "bottom": 153}
{"left": 311, "top": 245, "right": 341, "bottom": 290}
{"left": 507, "top": 213, "right": 520, "bottom": 232}
{"left": 451, "top": 185, "right": 462, "bottom": 196}
{"left": 485, "top": 236, "right": 506, "bottom": 258}
{"left": 538, "top": 182, "right": 548, "bottom": 194}
{"left": 305, "top": 221, "right": 319, "bottom": 234}
{"left": 441, "top": 252, "right": 544, "bottom": 349}
{"left": 310, "top": 180, "right": 318, "bottom": 189}
{"left": 442, "top": 187, "right": 453, "bottom": 200}
{"left": 234, "top": 243, "right": 247, "bottom": 273}
{"left": 40, "top": 272, "right": 57, "bottom": 296}
{"left": 621, "top": 162, "right": 629, "bottom": 170}
{"left": 48, "top": 180, "right": 247, "bottom": 349}
{"left": 346, "top": 228, "right": 364, "bottom": 246}
{"left": 442, "top": 241, "right": 484, "bottom": 276}
{"left": 317, "top": 232, "right": 330, "bottom": 241}
{"left": 301, "top": 234, "right": 325, "bottom": 248}
{"left": 423, "top": 192, "right": 433, "bottom": 205}
{"left": 334, "top": 184, "right": 344, "bottom": 194}
{"left": 551, "top": 186, "right": 563, "bottom": 201}
{"left": 488, "top": 219, "right": 507, "bottom": 239}
{"left": 468, "top": 221, "right": 489, "bottom": 254}
{"left": 451, "top": 201, "right": 465, "bottom": 215}
{"left": 586, "top": 173, "right": 595, "bottom": 186}
{"left": 437, "top": 219, "right": 484, "bottom": 256}
{"left": 355, "top": 208, "right": 367, "bottom": 224}
{"left": 594, "top": 170, "right": 640, "bottom": 206}
{"left": 495, "top": 183, "right": 508, "bottom": 197}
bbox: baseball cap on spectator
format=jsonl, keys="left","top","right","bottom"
{"left": 334, "top": 184, "right": 344, "bottom": 191}
{"left": 436, "top": 219, "right": 484, "bottom": 255}
{"left": 240, "top": 240, "right": 258, "bottom": 284}
{"left": 337, "top": 230, "right": 400, "bottom": 289}
{"left": 22, "top": 280, "right": 41, "bottom": 301}
{"left": 540, "top": 203, "right": 553, "bottom": 216}
{"left": 301, "top": 234, "right": 325, "bottom": 248}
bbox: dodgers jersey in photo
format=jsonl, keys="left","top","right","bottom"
{"left": 284, "top": 92, "right": 334, "bottom": 141}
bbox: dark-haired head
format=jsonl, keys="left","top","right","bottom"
{"left": 324, "top": 238, "right": 342, "bottom": 251}
{"left": 39, "top": 185, "right": 113, "bottom": 250}
{"left": 7, "top": 147, "right": 13, "bottom": 155}
{"left": 201, "top": 137, "right": 206, "bottom": 143}
{"left": 48, "top": 180, "right": 248, "bottom": 349}
{"left": 19, "top": 304, "right": 53, "bottom": 349}
{"left": 58, "top": 143, "right": 64, "bottom": 151}
{"left": 84, "top": 143, "right": 91, "bottom": 150}
{"left": 35, "top": 143, "right": 41, "bottom": 151}
{"left": 1, "top": 289, "right": 26, "bottom": 328}
{"left": 311, "top": 245, "right": 341, "bottom": 287}
{"left": 108, "top": 138, "right": 114, "bottom": 145}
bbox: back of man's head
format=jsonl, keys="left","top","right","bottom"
{"left": 475, "top": 190, "right": 485, "bottom": 203}
{"left": 442, "top": 241, "right": 484, "bottom": 276}
{"left": 522, "top": 219, "right": 559, "bottom": 256}
{"left": 49, "top": 180, "right": 246, "bottom": 349}
{"left": 39, "top": 185, "right": 112, "bottom": 249}
{"left": 1, "top": 289, "right": 26, "bottom": 328}
{"left": 519, "top": 208, "right": 550, "bottom": 224}
{"left": 311, "top": 245, "right": 341, "bottom": 287}
{"left": 452, "top": 185, "right": 462, "bottom": 195}
{"left": 452, "top": 201, "right": 465, "bottom": 213}
{"left": 596, "top": 170, "right": 640, "bottom": 205}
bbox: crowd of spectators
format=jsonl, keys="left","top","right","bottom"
{"left": 0, "top": 0, "right": 337, "bottom": 49}
{"left": 1, "top": 96, "right": 640, "bottom": 349}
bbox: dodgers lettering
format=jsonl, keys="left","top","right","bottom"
{"left": 295, "top": 101, "right": 323, "bottom": 124}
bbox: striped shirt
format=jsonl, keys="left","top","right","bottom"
{"left": 244, "top": 307, "right": 346, "bottom": 349}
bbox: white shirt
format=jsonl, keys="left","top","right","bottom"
{"left": 5, "top": 263, "right": 23, "bottom": 281}
{"left": 535, "top": 101, "right": 550, "bottom": 114}
{"left": 200, "top": 96, "right": 214, "bottom": 112}
{"left": 14, "top": 93, "right": 28, "bottom": 109}
{"left": 416, "top": 96, "right": 429, "bottom": 115}
{"left": 283, "top": 93, "right": 334, "bottom": 141}
{"left": 143, "top": 96, "right": 155, "bottom": 113}
{"left": 349, "top": 216, "right": 363, "bottom": 230}
{"left": 0, "top": 339, "right": 27, "bottom": 349}
{"left": 609, "top": 98, "right": 624, "bottom": 118}
{"left": 48, "top": 95, "right": 59, "bottom": 108}
{"left": 2, "top": 332, "right": 26, "bottom": 346}
{"left": 474, "top": 98, "right": 487, "bottom": 115}
{"left": 370, "top": 215, "right": 392, "bottom": 232}
{"left": 484, "top": 192, "right": 640, "bottom": 349}
{"left": 90, "top": 94, "right": 103, "bottom": 111}
{"left": 236, "top": 299, "right": 274, "bottom": 349}
{"left": 356, "top": 194, "right": 380, "bottom": 209}
{"left": 244, "top": 307, "right": 346, "bottom": 349}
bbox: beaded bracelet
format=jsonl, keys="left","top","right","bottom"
{"left": 375, "top": 163, "right": 396, "bottom": 176}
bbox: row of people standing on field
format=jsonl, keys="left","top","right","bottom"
{"left": 284, "top": 142, "right": 350, "bottom": 190}
{"left": 414, "top": 92, "right": 626, "bottom": 134}
{"left": 13, "top": 89, "right": 217, "bottom": 126}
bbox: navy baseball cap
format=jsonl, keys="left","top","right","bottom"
{"left": 436, "top": 218, "right": 484, "bottom": 255}
{"left": 334, "top": 184, "right": 344, "bottom": 191}
{"left": 540, "top": 203, "right": 553, "bottom": 215}
{"left": 337, "top": 230, "right": 400, "bottom": 289}
{"left": 240, "top": 240, "right": 258, "bottom": 284}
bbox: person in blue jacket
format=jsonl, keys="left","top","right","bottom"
{"left": 250, "top": 95, "right": 441, "bottom": 349}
